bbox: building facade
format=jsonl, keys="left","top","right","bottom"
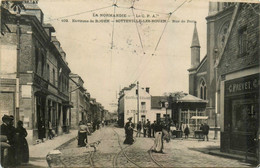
{"left": 150, "top": 96, "right": 171, "bottom": 123}
{"left": 1, "top": 1, "right": 72, "bottom": 144}
{"left": 189, "top": 2, "right": 259, "bottom": 162}
{"left": 118, "top": 84, "right": 151, "bottom": 127}
{"left": 207, "top": 2, "right": 259, "bottom": 160}
{"left": 69, "top": 73, "right": 90, "bottom": 129}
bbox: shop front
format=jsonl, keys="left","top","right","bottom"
{"left": 221, "top": 73, "right": 259, "bottom": 157}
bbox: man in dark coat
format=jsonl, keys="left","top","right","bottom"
{"left": 136, "top": 121, "right": 142, "bottom": 137}
{"left": 124, "top": 117, "right": 135, "bottom": 144}
{"left": 147, "top": 120, "right": 151, "bottom": 138}
{"left": 151, "top": 121, "right": 156, "bottom": 138}
{"left": 203, "top": 123, "right": 210, "bottom": 141}
{"left": 143, "top": 121, "right": 147, "bottom": 137}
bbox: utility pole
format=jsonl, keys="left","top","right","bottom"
{"left": 15, "top": 13, "right": 21, "bottom": 127}
{"left": 137, "top": 81, "right": 139, "bottom": 124}
{"left": 214, "top": 67, "right": 218, "bottom": 140}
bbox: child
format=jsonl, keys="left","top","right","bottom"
{"left": 184, "top": 125, "right": 190, "bottom": 139}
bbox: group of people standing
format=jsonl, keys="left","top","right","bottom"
{"left": 123, "top": 118, "right": 211, "bottom": 154}
{"left": 123, "top": 118, "right": 167, "bottom": 153}
{"left": 136, "top": 119, "right": 157, "bottom": 138}
{"left": 0, "top": 115, "right": 29, "bottom": 167}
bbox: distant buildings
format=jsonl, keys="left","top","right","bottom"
{"left": 117, "top": 84, "right": 207, "bottom": 130}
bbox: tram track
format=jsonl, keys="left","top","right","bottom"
{"left": 112, "top": 128, "right": 141, "bottom": 168}
{"left": 148, "top": 146, "right": 164, "bottom": 167}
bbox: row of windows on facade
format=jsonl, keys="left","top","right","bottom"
{"left": 35, "top": 47, "right": 69, "bottom": 92}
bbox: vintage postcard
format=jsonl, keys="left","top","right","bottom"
{"left": 0, "top": 0, "right": 259, "bottom": 167}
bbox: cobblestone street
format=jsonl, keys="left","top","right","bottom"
{"left": 53, "top": 125, "right": 255, "bottom": 167}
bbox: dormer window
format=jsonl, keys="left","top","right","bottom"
{"left": 161, "top": 102, "right": 165, "bottom": 108}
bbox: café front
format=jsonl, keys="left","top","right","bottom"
{"left": 220, "top": 73, "right": 259, "bottom": 159}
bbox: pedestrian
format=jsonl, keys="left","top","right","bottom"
{"left": 184, "top": 125, "right": 190, "bottom": 139}
{"left": 143, "top": 121, "right": 147, "bottom": 137}
{"left": 136, "top": 121, "right": 142, "bottom": 137}
{"left": 123, "top": 117, "right": 135, "bottom": 145}
{"left": 151, "top": 121, "right": 156, "bottom": 138}
{"left": 199, "top": 123, "right": 204, "bottom": 139}
{"left": 48, "top": 121, "right": 54, "bottom": 139}
{"left": 203, "top": 123, "right": 210, "bottom": 141}
{"left": 147, "top": 120, "right": 151, "bottom": 138}
{"left": 151, "top": 121, "right": 163, "bottom": 153}
{"left": 38, "top": 117, "right": 45, "bottom": 142}
{"left": 15, "top": 120, "right": 29, "bottom": 164}
{"left": 162, "top": 122, "right": 170, "bottom": 142}
{"left": 78, "top": 121, "right": 90, "bottom": 147}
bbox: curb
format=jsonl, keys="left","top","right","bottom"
{"left": 55, "top": 136, "right": 77, "bottom": 151}
{"left": 208, "top": 150, "right": 258, "bottom": 165}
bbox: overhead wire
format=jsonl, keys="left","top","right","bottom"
{"left": 131, "top": 7, "right": 145, "bottom": 54}
{"left": 152, "top": 13, "right": 171, "bottom": 55}
{"left": 42, "top": 0, "right": 189, "bottom": 87}
{"left": 132, "top": 0, "right": 188, "bottom": 83}
{"left": 152, "top": 0, "right": 188, "bottom": 55}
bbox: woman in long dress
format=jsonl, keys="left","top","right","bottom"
{"left": 123, "top": 117, "right": 135, "bottom": 145}
{"left": 16, "top": 120, "right": 29, "bottom": 164}
{"left": 78, "top": 121, "right": 90, "bottom": 147}
{"left": 152, "top": 121, "right": 163, "bottom": 153}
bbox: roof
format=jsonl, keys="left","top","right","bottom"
{"left": 191, "top": 22, "right": 200, "bottom": 47}
{"left": 176, "top": 94, "right": 208, "bottom": 103}
{"left": 151, "top": 96, "right": 167, "bottom": 109}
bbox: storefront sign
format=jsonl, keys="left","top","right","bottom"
{"left": 125, "top": 96, "right": 150, "bottom": 99}
{"left": 225, "top": 74, "right": 259, "bottom": 96}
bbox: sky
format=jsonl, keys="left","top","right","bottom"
{"left": 38, "top": 0, "right": 209, "bottom": 112}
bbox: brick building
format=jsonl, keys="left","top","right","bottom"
{"left": 189, "top": 2, "right": 259, "bottom": 161}
{"left": 0, "top": 1, "right": 72, "bottom": 144}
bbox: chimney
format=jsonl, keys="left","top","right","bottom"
{"left": 145, "top": 87, "right": 150, "bottom": 94}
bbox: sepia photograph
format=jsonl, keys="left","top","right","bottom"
{"left": 0, "top": 0, "right": 259, "bottom": 167}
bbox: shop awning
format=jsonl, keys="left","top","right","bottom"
{"left": 191, "top": 116, "right": 208, "bottom": 120}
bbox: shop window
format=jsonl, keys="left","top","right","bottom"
{"left": 232, "top": 100, "right": 258, "bottom": 133}
{"left": 238, "top": 27, "right": 247, "bottom": 57}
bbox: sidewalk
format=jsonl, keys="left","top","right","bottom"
{"left": 20, "top": 130, "right": 78, "bottom": 167}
